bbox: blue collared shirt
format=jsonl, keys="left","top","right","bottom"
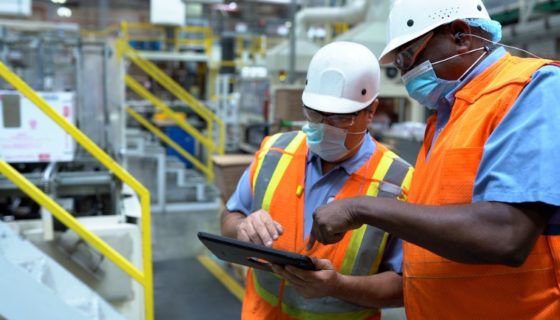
{"left": 429, "top": 47, "right": 560, "bottom": 213}
{"left": 226, "top": 134, "right": 403, "bottom": 273}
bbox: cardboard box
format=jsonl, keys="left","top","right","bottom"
{"left": 213, "top": 154, "right": 254, "bottom": 203}
{"left": 274, "top": 87, "right": 305, "bottom": 122}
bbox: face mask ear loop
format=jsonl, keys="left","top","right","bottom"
{"left": 432, "top": 46, "right": 486, "bottom": 66}
{"left": 466, "top": 33, "right": 542, "bottom": 59}
{"left": 347, "top": 128, "right": 368, "bottom": 135}
{"left": 457, "top": 48, "right": 488, "bottom": 81}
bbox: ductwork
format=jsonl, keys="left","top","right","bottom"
{"left": 501, "top": 14, "right": 560, "bottom": 42}
{"left": 295, "top": 0, "right": 371, "bottom": 39}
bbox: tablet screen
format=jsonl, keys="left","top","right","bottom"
{"left": 198, "top": 232, "right": 316, "bottom": 272}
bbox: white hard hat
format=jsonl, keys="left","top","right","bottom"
{"left": 379, "top": 0, "right": 491, "bottom": 65}
{"left": 302, "top": 41, "right": 380, "bottom": 114}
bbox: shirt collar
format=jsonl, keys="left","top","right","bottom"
{"left": 438, "top": 47, "right": 508, "bottom": 113}
{"left": 307, "top": 133, "right": 376, "bottom": 175}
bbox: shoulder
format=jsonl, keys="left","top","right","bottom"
{"left": 530, "top": 64, "right": 560, "bottom": 81}
{"left": 258, "top": 131, "right": 303, "bottom": 151}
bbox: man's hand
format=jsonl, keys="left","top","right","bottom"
{"left": 307, "top": 198, "right": 363, "bottom": 250}
{"left": 271, "top": 258, "right": 340, "bottom": 299}
{"left": 236, "top": 209, "right": 283, "bottom": 247}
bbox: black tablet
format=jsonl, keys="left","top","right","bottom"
{"left": 198, "top": 232, "right": 317, "bottom": 272}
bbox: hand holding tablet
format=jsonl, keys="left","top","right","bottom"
{"left": 198, "top": 232, "right": 317, "bottom": 272}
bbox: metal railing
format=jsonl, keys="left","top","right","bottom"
{"left": 174, "top": 26, "right": 214, "bottom": 56}
{"left": 0, "top": 61, "right": 154, "bottom": 320}
{"left": 117, "top": 38, "right": 225, "bottom": 182}
{"left": 126, "top": 106, "right": 213, "bottom": 179}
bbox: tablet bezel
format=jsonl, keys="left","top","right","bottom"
{"left": 198, "top": 232, "right": 317, "bottom": 272}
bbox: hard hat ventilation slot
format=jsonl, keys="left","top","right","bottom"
{"left": 477, "top": 4, "right": 482, "bottom": 11}
{"left": 429, "top": 7, "right": 460, "bottom": 20}
{"left": 407, "top": 19, "right": 414, "bottom": 27}
{"left": 361, "top": 89, "right": 367, "bottom": 95}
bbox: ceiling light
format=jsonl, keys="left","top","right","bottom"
{"left": 57, "top": 7, "right": 72, "bottom": 17}
{"left": 52, "top": 0, "right": 67, "bottom": 4}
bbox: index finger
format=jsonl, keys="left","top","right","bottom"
{"left": 306, "top": 232, "right": 316, "bottom": 251}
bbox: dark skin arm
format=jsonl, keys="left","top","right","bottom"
{"left": 309, "top": 198, "right": 553, "bottom": 267}
{"left": 223, "top": 209, "right": 404, "bottom": 307}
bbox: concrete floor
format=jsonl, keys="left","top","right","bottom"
{"left": 154, "top": 258, "right": 242, "bottom": 320}
{"left": 151, "top": 204, "right": 406, "bottom": 319}
{"left": 153, "top": 256, "right": 406, "bottom": 320}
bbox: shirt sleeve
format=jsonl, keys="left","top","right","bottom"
{"left": 378, "top": 236, "right": 403, "bottom": 274}
{"left": 473, "top": 65, "right": 560, "bottom": 206}
{"left": 225, "top": 165, "right": 254, "bottom": 215}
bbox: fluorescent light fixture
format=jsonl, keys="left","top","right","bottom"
{"left": 52, "top": 0, "right": 67, "bottom": 4}
{"left": 57, "top": 7, "right": 72, "bottom": 17}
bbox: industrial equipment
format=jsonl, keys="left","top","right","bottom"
{"left": 0, "top": 20, "right": 146, "bottom": 319}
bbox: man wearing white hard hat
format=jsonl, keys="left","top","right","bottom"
{"left": 221, "top": 41, "right": 412, "bottom": 319}
{"left": 308, "top": 0, "right": 560, "bottom": 319}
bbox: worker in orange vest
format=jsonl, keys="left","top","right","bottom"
{"left": 221, "top": 41, "right": 413, "bottom": 319}
{"left": 308, "top": 0, "right": 560, "bottom": 319}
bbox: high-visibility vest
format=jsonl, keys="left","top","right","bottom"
{"left": 242, "top": 131, "right": 413, "bottom": 320}
{"left": 405, "top": 54, "right": 560, "bottom": 319}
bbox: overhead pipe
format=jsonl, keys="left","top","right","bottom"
{"left": 501, "top": 13, "right": 560, "bottom": 42}
{"left": 295, "top": 0, "right": 371, "bottom": 39}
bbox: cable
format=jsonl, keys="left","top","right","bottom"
{"left": 467, "top": 33, "right": 542, "bottom": 59}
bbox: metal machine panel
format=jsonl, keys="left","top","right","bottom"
{"left": 0, "top": 91, "right": 76, "bottom": 163}
{"left": 150, "top": 0, "right": 186, "bottom": 26}
{"left": 0, "top": 0, "right": 31, "bottom": 17}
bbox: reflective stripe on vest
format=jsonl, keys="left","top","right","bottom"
{"left": 251, "top": 131, "right": 304, "bottom": 212}
{"left": 250, "top": 132, "right": 412, "bottom": 319}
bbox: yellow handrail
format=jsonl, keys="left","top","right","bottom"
{"left": 118, "top": 39, "right": 226, "bottom": 155}
{"left": 126, "top": 107, "right": 214, "bottom": 180}
{"left": 125, "top": 75, "right": 214, "bottom": 151}
{"left": 174, "top": 26, "right": 213, "bottom": 56}
{"left": 0, "top": 61, "right": 154, "bottom": 320}
{"left": 0, "top": 161, "right": 145, "bottom": 281}
{"left": 119, "top": 41, "right": 215, "bottom": 121}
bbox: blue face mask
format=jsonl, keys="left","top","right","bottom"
{"left": 302, "top": 122, "right": 365, "bottom": 162}
{"left": 402, "top": 47, "right": 487, "bottom": 110}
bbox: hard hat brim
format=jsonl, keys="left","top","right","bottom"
{"left": 379, "top": 27, "right": 435, "bottom": 65}
{"left": 302, "top": 92, "right": 377, "bottom": 114}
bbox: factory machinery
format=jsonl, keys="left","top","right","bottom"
{"left": 0, "top": 20, "right": 152, "bottom": 320}
{"left": 2, "top": 1, "right": 558, "bottom": 319}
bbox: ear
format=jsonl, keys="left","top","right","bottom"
{"left": 367, "top": 99, "right": 379, "bottom": 123}
{"left": 449, "top": 20, "right": 472, "bottom": 53}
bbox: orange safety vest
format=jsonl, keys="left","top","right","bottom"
{"left": 243, "top": 131, "right": 413, "bottom": 320}
{"left": 405, "top": 54, "right": 560, "bottom": 319}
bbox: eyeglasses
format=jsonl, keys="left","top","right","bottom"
{"left": 302, "top": 105, "right": 359, "bottom": 128}
{"left": 394, "top": 31, "right": 434, "bottom": 71}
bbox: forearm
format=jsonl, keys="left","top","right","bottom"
{"left": 351, "top": 197, "right": 550, "bottom": 266}
{"left": 220, "top": 210, "right": 245, "bottom": 239}
{"left": 332, "top": 271, "right": 403, "bottom": 308}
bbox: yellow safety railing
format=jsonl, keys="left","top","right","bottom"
{"left": 124, "top": 76, "right": 214, "bottom": 151}
{"left": 82, "top": 23, "right": 214, "bottom": 57}
{"left": 120, "top": 22, "right": 167, "bottom": 44}
{"left": 118, "top": 43, "right": 220, "bottom": 125}
{"left": 126, "top": 107, "right": 214, "bottom": 180}
{"left": 235, "top": 35, "right": 267, "bottom": 59}
{"left": 334, "top": 22, "right": 350, "bottom": 35}
{"left": 117, "top": 39, "right": 225, "bottom": 182}
{"left": 0, "top": 61, "right": 154, "bottom": 320}
{"left": 174, "top": 26, "right": 214, "bottom": 56}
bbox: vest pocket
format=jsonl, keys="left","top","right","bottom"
{"left": 438, "top": 147, "right": 483, "bottom": 205}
